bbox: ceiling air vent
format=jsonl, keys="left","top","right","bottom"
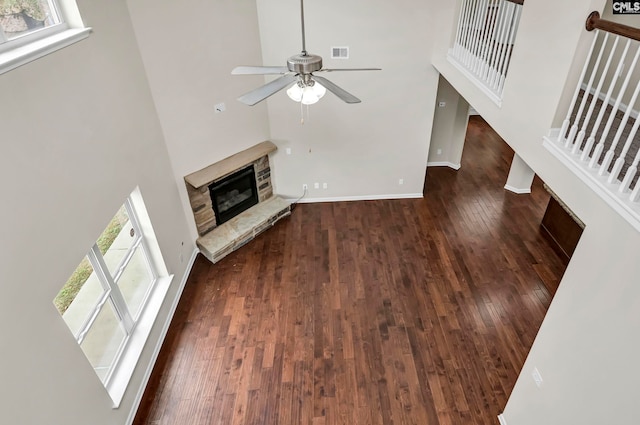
{"left": 331, "top": 46, "right": 349, "bottom": 59}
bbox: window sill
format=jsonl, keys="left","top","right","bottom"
{"left": 106, "top": 274, "right": 175, "bottom": 408}
{"left": 0, "top": 27, "right": 92, "bottom": 75}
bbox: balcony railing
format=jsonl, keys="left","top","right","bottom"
{"left": 544, "top": 12, "right": 640, "bottom": 231}
{"left": 448, "top": 0, "right": 523, "bottom": 105}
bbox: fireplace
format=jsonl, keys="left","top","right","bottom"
{"left": 184, "top": 141, "right": 291, "bottom": 264}
{"left": 208, "top": 165, "right": 259, "bottom": 225}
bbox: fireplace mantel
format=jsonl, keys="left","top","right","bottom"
{"left": 184, "top": 140, "right": 289, "bottom": 265}
{"left": 185, "top": 141, "right": 277, "bottom": 189}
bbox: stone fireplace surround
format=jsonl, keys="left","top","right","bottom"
{"left": 184, "top": 141, "right": 291, "bottom": 264}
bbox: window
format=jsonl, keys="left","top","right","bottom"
{"left": 0, "top": 0, "right": 63, "bottom": 48}
{"left": 54, "top": 189, "right": 172, "bottom": 406}
{"left": 0, "top": 0, "right": 90, "bottom": 74}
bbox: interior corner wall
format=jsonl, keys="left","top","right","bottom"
{"left": 0, "top": 0, "right": 194, "bottom": 424}
{"left": 256, "top": 0, "right": 439, "bottom": 201}
{"left": 427, "top": 75, "right": 470, "bottom": 169}
{"left": 125, "top": 0, "right": 271, "bottom": 239}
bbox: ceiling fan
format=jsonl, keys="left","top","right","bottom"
{"left": 231, "top": 0, "right": 380, "bottom": 106}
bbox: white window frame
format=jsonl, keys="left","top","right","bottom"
{"left": 72, "top": 198, "right": 158, "bottom": 386}
{"left": 0, "top": 0, "right": 91, "bottom": 74}
{"left": 56, "top": 188, "right": 174, "bottom": 408}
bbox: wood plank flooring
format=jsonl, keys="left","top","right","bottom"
{"left": 133, "top": 116, "right": 567, "bottom": 425}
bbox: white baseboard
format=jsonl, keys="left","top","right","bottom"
{"left": 498, "top": 413, "right": 508, "bottom": 425}
{"left": 126, "top": 247, "right": 199, "bottom": 425}
{"left": 428, "top": 161, "right": 461, "bottom": 170}
{"left": 504, "top": 184, "right": 531, "bottom": 194}
{"left": 288, "top": 193, "right": 423, "bottom": 204}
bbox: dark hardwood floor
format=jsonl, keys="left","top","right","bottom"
{"left": 133, "top": 116, "right": 566, "bottom": 425}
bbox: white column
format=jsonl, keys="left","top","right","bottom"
{"left": 504, "top": 153, "right": 535, "bottom": 194}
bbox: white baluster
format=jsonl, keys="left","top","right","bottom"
{"left": 590, "top": 43, "right": 640, "bottom": 168}
{"left": 558, "top": 31, "right": 601, "bottom": 143}
{"left": 598, "top": 78, "right": 640, "bottom": 176}
{"left": 582, "top": 39, "right": 635, "bottom": 161}
{"left": 487, "top": 1, "right": 507, "bottom": 87}
{"left": 467, "top": 0, "right": 483, "bottom": 69}
{"left": 629, "top": 179, "right": 640, "bottom": 202}
{"left": 480, "top": 0, "right": 497, "bottom": 81}
{"left": 477, "top": 0, "right": 493, "bottom": 76}
{"left": 494, "top": 2, "right": 518, "bottom": 94}
{"left": 478, "top": 1, "right": 498, "bottom": 79}
{"left": 459, "top": 0, "right": 473, "bottom": 62}
{"left": 620, "top": 162, "right": 637, "bottom": 194}
{"left": 573, "top": 36, "right": 621, "bottom": 155}
{"left": 622, "top": 120, "right": 640, "bottom": 194}
{"left": 454, "top": 0, "right": 468, "bottom": 58}
{"left": 609, "top": 104, "right": 640, "bottom": 184}
{"left": 490, "top": 1, "right": 511, "bottom": 89}
{"left": 497, "top": 5, "right": 522, "bottom": 96}
{"left": 567, "top": 32, "right": 611, "bottom": 149}
{"left": 628, "top": 151, "right": 640, "bottom": 200}
{"left": 471, "top": 0, "right": 489, "bottom": 75}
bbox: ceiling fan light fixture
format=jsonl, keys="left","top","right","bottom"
{"left": 312, "top": 81, "right": 326, "bottom": 99}
{"left": 301, "top": 85, "right": 321, "bottom": 105}
{"left": 287, "top": 79, "right": 326, "bottom": 105}
{"left": 286, "top": 82, "right": 304, "bottom": 102}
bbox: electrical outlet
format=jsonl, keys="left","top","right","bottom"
{"left": 286, "top": 148, "right": 292, "bottom": 155}
{"left": 322, "top": 182, "right": 328, "bottom": 189}
{"left": 438, "top": 101, "right": 446, "bottom": 108}
{"left": 399, "top": 178, "right": 404, "bottom": 185}
{"left": 303, "top": 184, "right": 308, "bottom": 191}
{"left": 437, "top": 148, "right": 442, "bottom": 155}
{"left": 214, "top": 102, "right": 226, "bottom": 113}
{"left": 314, "top": 182, "right": 320, "bottom": 189}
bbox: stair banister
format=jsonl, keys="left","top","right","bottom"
{"left": 586, "top": 11, "right": 640, "bottom": 42}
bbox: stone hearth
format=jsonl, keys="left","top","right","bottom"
{"left": 184, "top": 141, "right": 291, "bottom": 264}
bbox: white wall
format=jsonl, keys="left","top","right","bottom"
{"left": 0, "top": 1, "right": 194, "bottom": 423}
{"left": 432, "top": 0, "right": 640, "bottom": 423}
{"left": 256, "top": 0, "right": 439, "bottom": 201}
{"left": 126, "top": 0, "right": 271, "bottom": 239}
{"left": 427, "top": 75, "right": 470, "bottom": 169}
{"left": 127, "top": 0, "right": 439, "bottom": 210}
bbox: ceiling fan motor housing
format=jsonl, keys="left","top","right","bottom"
{"left": 287, "top": 53, "right": 323, "bottom": 74}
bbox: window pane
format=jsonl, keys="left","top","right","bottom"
{"left": 117, "top": 246, "right": 154, "bottom": 319}
{"left": 0, "top": 0, "right": 62, "bottom": 40}
{"left": 99, "top": 205, "right": 138, "bottom": 278}
{"left": 54, "top": 256, "right": 107, "bottom": 338}
{"left": 80, "top": 300, "right": 127, "bottom": 384}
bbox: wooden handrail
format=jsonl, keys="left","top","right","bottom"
{"left": 506, "top": 0, "right": 524, "bottom": 5}
{"left": 586, "top": 11, "right": 640, "bottom": 42}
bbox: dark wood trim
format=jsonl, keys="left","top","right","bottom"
{"left": 506, "top": 0, "right": 524, "bottom": 5}
{"left": 586, "top": 11, "right": 640, "bottom": 42}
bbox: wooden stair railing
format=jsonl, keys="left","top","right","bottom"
{"left": 586, "top": 11, "right": 640, "bottom": 42}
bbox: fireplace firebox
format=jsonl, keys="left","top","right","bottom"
{"left": 208, "top": 165, "right": 259, "bottom": 225}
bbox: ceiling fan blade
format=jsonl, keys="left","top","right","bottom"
{"left": 312, "top": 75, "right": 361, "bottom": 104}
{"left": 237, "top": 74, "right": 298, "bottom": 106}
{"left": 232, "top": 66, "right": 289, "bottom": 75}
{"left": 318, "top": 68, "right": 382, "bottom": 72}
